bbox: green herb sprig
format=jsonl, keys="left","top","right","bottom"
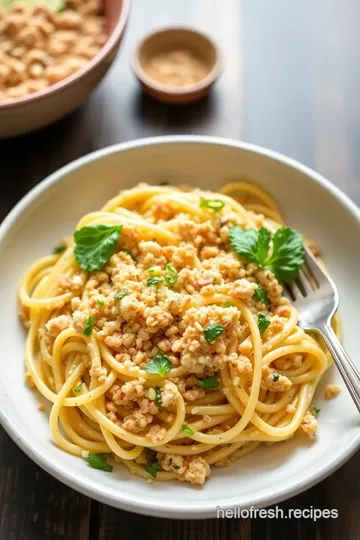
{"left": 83, "top": 315, "right": 94, "bottom": 336}
{"left": 257, "top": 313, "right": 270, "bottom": 334}
{"left": 229, "top": 226, "right": 304, "bottom": 283}
{"left": 204, "top": 323, "right": 224, "bottom": 343}
{"left": 53, "top": 244, "right": 66, "bottom": 254}
{"left": 254, "top": 286, "right": 269, "bottom": 305}
{"left": 181, "top": 424, "right": 194, "bottom": 436}
{"left": 145, "top": 457, "right": 161, "bottom": 478}
{"left": 198, "top": 377, "right": 219, "bottom": 389}
{"left": 74, "top": 382, "right": 83, "bottom": 393}
{"left": 145, "top": 355, "right": 172, "bottom": 377}
{"left": 147, "top": 277, "right": 164, "bottom": 286}
{"left": 114, "top": 289, "right": 128, "bottom": 300}
{"left": 74, "top": 224, "right": 122, "bottom": 271}
{"left": 155, "top": 388, "right": 162, "bottom": 406}
{"left": 87, "top": 454, "right": 113, "bottom": 472}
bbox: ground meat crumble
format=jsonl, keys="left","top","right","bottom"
{"left": 298, "top": 411, "right": 319, "bottom": 439}
{"left": 324, "top": 384, "right": 341, "bottom": 400}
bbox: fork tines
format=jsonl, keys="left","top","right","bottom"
{"left": 284, "top": 245, "right": 333, "bottom": 301}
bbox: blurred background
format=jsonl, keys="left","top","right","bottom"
{"left": 1, "top": 0, "right": 360, "bottom": 209}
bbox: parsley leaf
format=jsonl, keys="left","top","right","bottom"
{"left": 223, "top": 301, "right": 232, "bottom": 308}
{"left": 258, "top": 313, "right": 270, "bottom": 334}
{"left": 229, "top": 226, "right": 304, "bottom": 283}
{"left": 204, "top": 323, "right": 224, "bottom": 343}
{"left": 87, "top": 454, "right": 113, "bottom": 472}
{"left": 200, "top": 199, "right": 225, "bottom": 211}
{"left": 272, "top": 372, "right": 280, "bottom": 382}
{"left": 74, "top": 382, "right": 83, "bottom": 393}
{"left": 198, "top": 377, "right": 219, "bottom": 389}
{"left": 182, "top": 424, "right": 194, "bottom": 435}
{"left": 145, "top": 457, "right": 161, "bottom": 478}
{"left": 145, "top": 354, "right": 172, "bottom": 376}
{"left": 147, "top": 277, "right": 164, "bottom": 286}
{"left": 266, "top": 227, "right": 304, "bottom": 283}
{"left": 74, "top": 224, "right": 122, "bottom": 271}
{"left": 53, "top": 244, "right": 66, "bottom": 254}
{"left": 155, "top": 388, "right": 162, "bottom": 406}
{"left": 255, "top": 286, "right": 269, "bottom": 305}
{"left": 312, "top": 406, "right": 321, "bottom": 416}
{"left": 229, "top": 226, "right": 263, "bottom": 265}
{"left": 96, "top": 299, "right": 106, "bottom": 308}
{"left": 114, "top": 289, "right": 128, "bottom": 300}
{"left": 165, "top": 264, "right": 178, "bottom": 286}
{"left": 83, "top": 315, "right": 94, "bottom": 336}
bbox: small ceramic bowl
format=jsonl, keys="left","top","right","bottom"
{"left": 132, "top": 27, "right": 221, "bottom": 104}
{"left": 0, "top": 0, "right": 130, "bottom": 139}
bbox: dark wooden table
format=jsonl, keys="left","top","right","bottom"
{"left": 1, "top": 0, "right": 359, "bottom": 538}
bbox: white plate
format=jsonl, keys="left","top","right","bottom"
{"left": 0, "top": 136, "right": 359, "bottom": 519}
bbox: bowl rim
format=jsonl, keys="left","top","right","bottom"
{"left": 132, "top": 26, "right": 222, "bottom": 96}
{"left": 0, "top": 0, "right": 131, "bottom": 109}
{"left": 0, "top": 135, "right": 359, "bottom": 518}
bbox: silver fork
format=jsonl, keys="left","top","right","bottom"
{"left": 283, "top": 245, "right": 360, "bottom": 412}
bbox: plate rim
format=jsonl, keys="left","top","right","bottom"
{"left": 1, "top": 135, "right": 359, "bottom": 518}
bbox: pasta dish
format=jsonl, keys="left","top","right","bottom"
{"left": 19, "top": 182, "right": 339, "bottom": 484}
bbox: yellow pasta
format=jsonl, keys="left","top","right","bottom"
{"left": 19, "top": 181, "right": 338, "bottom": 485}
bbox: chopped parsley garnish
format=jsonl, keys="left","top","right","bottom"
{"left": 74, "top": 382, "right": 83, "bottom": 393}
{"left": 53, "top": 244, "right": 66, "bottom": 254}
{"left": 165, "top": 264, "right": 178, "bottom": 286}
{"left": 181, "top": 424, "right": 194, "bottom": 436}
{"left": 258, "top": 313, "right": 270, "bottom": 334}
{"left": 74, "top": 224, "right": 123, "bottom": 271}
{"left": 155, "top": 388, "right": 162, "bottom": 406}
{"left": 255, "top": 286, "right": 269, "bottom": 305}
{"left": 272, "top": 372, "right": 280, "bottom": 382}
{"left": 145, "top": 457, "right": 161, "bottom": 478}
{"left": 312, "top": 406, "right": 321, "bottom": 416}
{"left": 83, "top": 315, "right": 94, "bottom": 336}
{"left": 204, "top": 323, "right": 224, "bottom": 343}
{"left": 87, "top": 454, "right": 113, "bottom": 472}
{"left": 223, "top": 301, "right": 232, "bottom": 308}
{"left": 200, "top": 199, "right": 225, "bottom": 211}
{"left": 147, "top": 277, "right": 164, "bottom": 286}
{"left": 145, "top": 354, "right": 172, "bottom": 376}
{"left": 96, "top": 299, "right": 106, "bottom": 308}
{"left": 229, "top": 226, "right": 304, "bottom": 283}
{"left": 114, "top": 288, "right": 128, "bottom": 300}
{"left": 198, "top": 377, "right": 219, "bottom": 389}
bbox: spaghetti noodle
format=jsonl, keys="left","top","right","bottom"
{"left": 19, "top": 182, "right": 339, "bottom": 484}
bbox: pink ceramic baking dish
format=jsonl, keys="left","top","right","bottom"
{"left": 0, "top": 0, "right": 130, "bottom": 139}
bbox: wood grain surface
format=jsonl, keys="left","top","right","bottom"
{"left": 0, "top": 1, "right": 359, "bottom": 538}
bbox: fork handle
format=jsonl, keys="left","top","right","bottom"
{"left": 321, "top": 324, "right": 360, "bottom": 413}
